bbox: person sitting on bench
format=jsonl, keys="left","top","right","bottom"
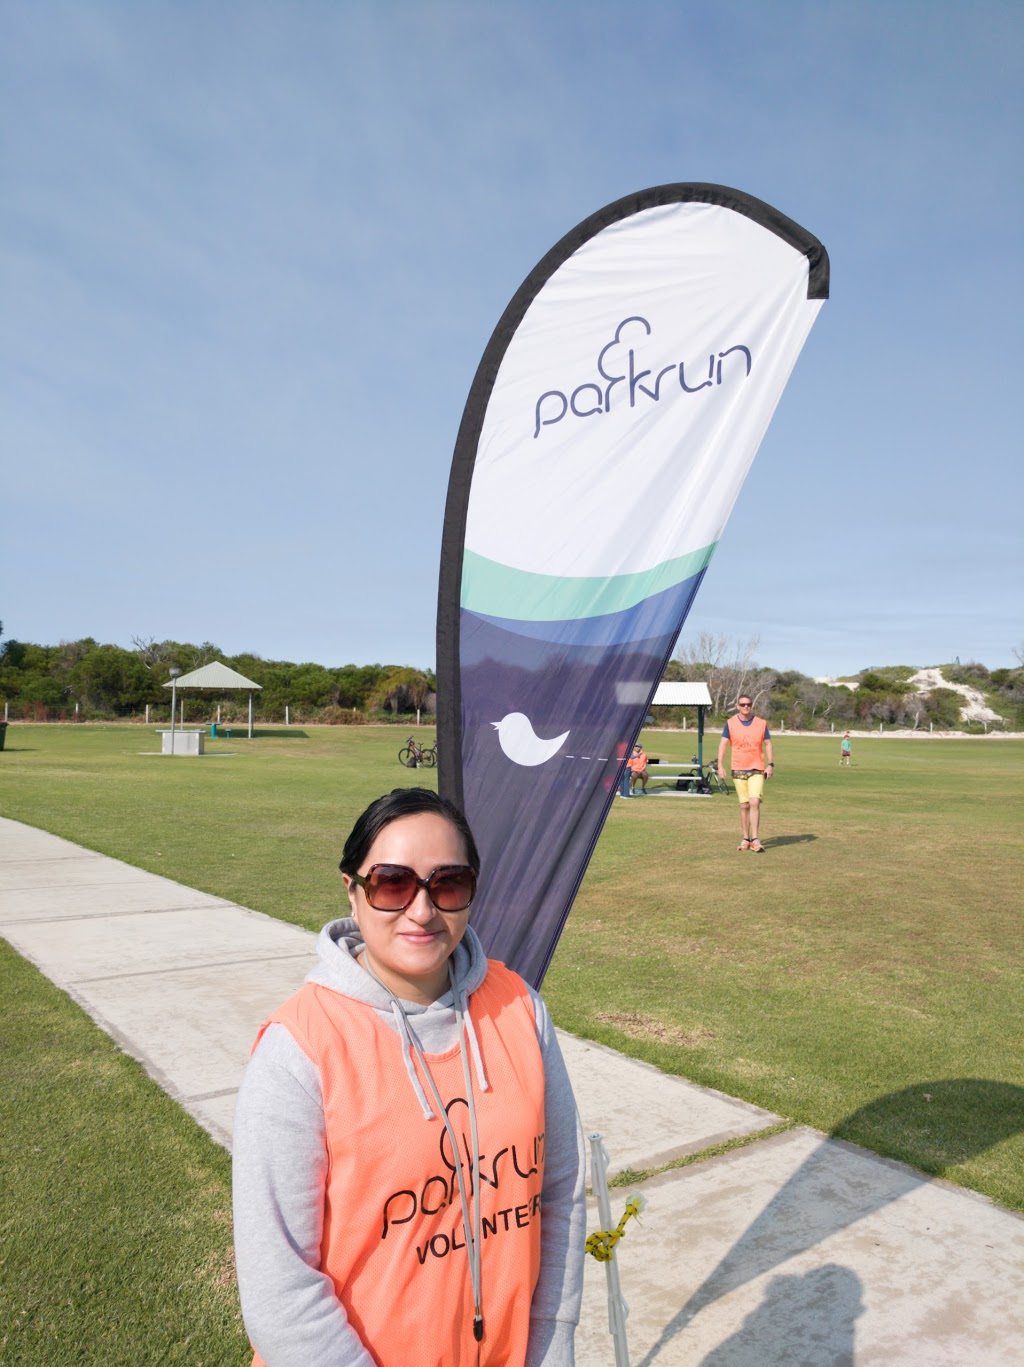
{"left": 627, "top": 744, "right": 649, "bottom": 795}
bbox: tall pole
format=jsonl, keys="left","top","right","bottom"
{"left": 168, "top": 668, "right": 181, "bottom": 756}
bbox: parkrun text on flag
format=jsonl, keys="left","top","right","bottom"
{"left": 438, "top": 184, "right": 829, "bottom": 986}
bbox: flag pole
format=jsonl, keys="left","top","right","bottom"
{"left": 589, "top": 1133, "right": 631, "bottom": 1366}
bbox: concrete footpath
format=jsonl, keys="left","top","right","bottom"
{"left": 2, "top": 814, "right": 1022, "bottom": 1365}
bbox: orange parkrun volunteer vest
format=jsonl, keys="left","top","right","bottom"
{"left": 726, "top": 715, "right": 768, "bottom": 771}
{"left": 249, "top": 962, "right": 545, "bottom": 1367}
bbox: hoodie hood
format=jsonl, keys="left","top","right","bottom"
{"left": 305, "top": 918, "right": 492, "bottom": 1120}
{"left": 306, "top": 916, "right": 488, "bottom": 1011}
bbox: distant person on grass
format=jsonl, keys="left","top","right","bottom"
{"left": 840, "top": 732, "right": 852, "bottom": 766}
{"left": 627, "top": 743, "right": 649, "bottom": 795}
{"left": 717, "top": 695, "right": 774, "bottom": 853}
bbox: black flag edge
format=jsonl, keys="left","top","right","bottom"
{"left": 437, "top": 183, "right": 829, "bottom": 810}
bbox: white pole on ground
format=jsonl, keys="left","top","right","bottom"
{"left": 589, "top": 1134, "right": 630, "bottom": 1367}
{"left": 145, "top": 704, "right": 150, "bottom": 724}
{"left": 285, "top": 705, "right": 290, "bottom": 726}
{"left": 416, "top": 707, "right": 421, "bottom": 725}
{"left": 4, "top": 701, "right": 8, "bottom": 721}
{"left": 180, "top": 697, "right": 184, "bottom": 727}
{"left": 248, "top": 691, "right": 254, "bottom": 739}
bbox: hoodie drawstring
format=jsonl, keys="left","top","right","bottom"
{"left": 389, "top": 1001, "right": 434, "bottom": 1120}
{"left": 460, "top": 987, "right": 490, "bottom": 1093}
{"left": 359, "top": 958, "right": 486, "bottom": 1347}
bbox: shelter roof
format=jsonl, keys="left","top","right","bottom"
{"left": 162, "top": 661, "right": 262, "bottom": 690}
{"left": 652, "top": 681, "right": 712, "bottom": 706}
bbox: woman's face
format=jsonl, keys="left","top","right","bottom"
{"left": 343, "top": 811, "right": 473, "bottom": 1005}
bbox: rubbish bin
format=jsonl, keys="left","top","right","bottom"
{"left": 210, "top": 722, "right": 218, "bottom": 738}
{"left": 0, "top": 722, "right": 7, "bottom": 751}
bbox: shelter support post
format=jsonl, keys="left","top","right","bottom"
{"left": 248, "top": 691, "right": 253, "bottom": 740}
{"left": 697, "top": 705, "right": 705, "bottom": 770}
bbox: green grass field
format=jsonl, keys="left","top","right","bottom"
{"left": 0, "top": 938, "right": 247, "bottom": 1365}
{"left": 1, "top": 723, "right": 1022, "bottom": 1361}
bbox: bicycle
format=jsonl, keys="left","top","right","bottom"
{"left": 703, "top": 764, "right": 729, "bottom": 794}
{"left": 690, "top": 757, "right": 729, "bottom": 794}
{"left": 398, "top": 737, "right": 436, "bottom": 769}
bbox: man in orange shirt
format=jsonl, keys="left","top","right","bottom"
{"left": 717, "top": 695, "right": 774, "bottom": 852}
{"left": 627, "top": 743, "right": 649, "bottom": 795}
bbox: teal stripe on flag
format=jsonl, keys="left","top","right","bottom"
{"left": 460, "top": 544, "right": 717, "bottom": 621}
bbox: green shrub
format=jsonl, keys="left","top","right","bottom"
{"left": 945, "top": 661, "right": 990, "bottom": 685}
{"left": 923, "top": 688, "right": 963, "bottom": 729}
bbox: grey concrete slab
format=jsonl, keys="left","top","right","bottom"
{"left": 560, "top": 1033, "right": 779, "bottom": 1178}
{"left": 578, "top": 1126, "right": 1024, "bottom": 1366}
{"left": 0, "top": 855, "right": 172, "bottom": 891}
{"left": 0, "top": 880, "right": 234, "bottom": 923}
{"left": 62, "top": 956, "right": 312, "bottom": 1108}
{"left": 4, "top": 904, "right": 315, "bottom": 978}
{"left": 0, "top": 825, "right": 105, "bottom": 861}
{"left": 189, "top": 1092, "right": 240, "bottom": 1149}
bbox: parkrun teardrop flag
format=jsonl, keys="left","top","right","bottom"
{"left": 437, "top": 184, "right": 828, "bottom": 986}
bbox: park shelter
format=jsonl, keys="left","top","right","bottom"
{"left": 162, "top": 661, "right": 262, "bottom": 739}
{"left": 651, "top": 681, "right": 713, "bottom": 767}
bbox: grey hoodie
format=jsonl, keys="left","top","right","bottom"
{"left": 233, "top": 918, "right": 586, "bottom": 1367}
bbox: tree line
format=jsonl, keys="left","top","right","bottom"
{"left": 665, "top": 632, "right": 1023, "bottom": 731}
{"left": 1, "top": 629, "right": 1020, "bottom": 729}
{"left": 0, "top": 635, "right": 436, "bottom": 723}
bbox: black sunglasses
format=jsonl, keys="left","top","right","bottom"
{"left": 351, "top": 863, "right": 477, "bottom": 913}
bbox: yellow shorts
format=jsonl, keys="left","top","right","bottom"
{"left": 733, "top": 771, "right": 765, "bottom": 802}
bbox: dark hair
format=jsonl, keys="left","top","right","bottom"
{"left": 339, "top": 788, "right": 480, "bottom": 876}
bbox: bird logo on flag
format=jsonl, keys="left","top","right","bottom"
{"left": 491, "top": 714, "right": 570, "bottom": 766}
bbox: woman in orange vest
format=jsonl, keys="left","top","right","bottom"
{"left": 233, "top": 787, "right": 586, "bottom": 1367}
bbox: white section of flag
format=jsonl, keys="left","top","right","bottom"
{"left": 464, "top": 201, "right": 821, "bottom": 581}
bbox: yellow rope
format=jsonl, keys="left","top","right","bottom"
{"left": 585, "top": 1194, "right": 646, "bottom": 1262}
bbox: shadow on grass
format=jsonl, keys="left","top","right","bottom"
{"left": 0, "top": 748, "right": 39, "bottom": 753}
{"left": 762, "top": 834, "right": 817, "bottom": 848}
{"left": 638, "top": 1079, "right": 1024, "bottom": 1365}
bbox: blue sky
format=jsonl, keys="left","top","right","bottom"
{"left": 3, "top": 1, "right": 1021, "bottom": 676}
